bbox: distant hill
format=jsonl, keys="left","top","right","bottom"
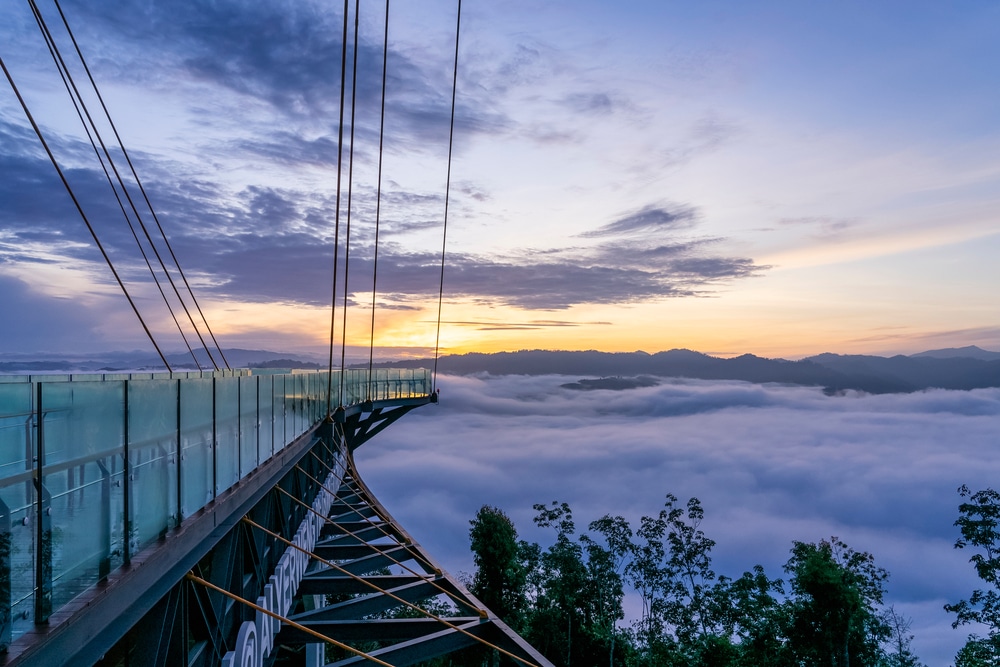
{"left": 5, "top": 346, "right": 999, "bottom": 394}
{"left": 909, "top": 345, "right": 1000, "bottom": 361}
{"left": 371, "top": 348, "right": 1000, "bottom": 394}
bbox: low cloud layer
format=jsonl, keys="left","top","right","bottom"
{"left": 354, "top": 375, "right": 1000, "bottom": 665}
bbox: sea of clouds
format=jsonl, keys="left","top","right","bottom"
{"left": 353, "top": 374, "right": 1000, "bottom": 665}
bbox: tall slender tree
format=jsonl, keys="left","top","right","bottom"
{"left": 470, "top": 505, "right": 527, "bottom": 627}
{"left": 783, "top": 537, "right": 890, "bottom": 667}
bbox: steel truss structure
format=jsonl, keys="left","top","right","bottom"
{"left": 4, "top": 401, "right": 551, "bottom": 667}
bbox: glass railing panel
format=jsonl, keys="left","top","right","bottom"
{"left": 215, "top": 377, "right": 239, "bottom": 494}
{"left": 303, "top": 373, "right": 313, "bottom": 424}
{"left": 239, "top": 376, "right": 257, "bottom": 479}
{"left": 347, "top": 369, "right": 361, "bottom": 405}
{"left": 40, "top": 381, "right": 125, "bottom": 616}
{"left": 179, "top": 378, "right": 213, "bottom": 517}
{"left": 312, "top": 372, "right": 322, "bottom": 421}
{"left": 0, "top": 382, "right": 35, "bottom": 643}
{"left": 258, "top": 376, "right": 273, "bottom": 460}
{"left": 308, "top": 373, "right": 316, "bottom": 421}
{"left": 273, "top": 375, "right": 286, "bottom": 450}
{"left": 378, "top": 368, "right": 389, "bottom": 400}
{"left": 128, "top": 380, "right": 178, "bottom": 552}
{"left": 0, "top": 366, "right": 428, "bottom": 639}
{"left": 292, "top": 374, "right": 304, "bottom": 436}
{"left": 0, "top": 383, "right": 32, "bottom": 485}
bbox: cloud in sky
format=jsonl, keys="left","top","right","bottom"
{"left": 0, "top": 273, "right": 108, "bottom": 351}
{"left": 580, "top": 204, "right": 699, "bottom": 238}
{"left": 0, "top": 110, "right": 764, "bottom": 323}
{"left": 355, "top": 374, "right": 1000, "bottom": 665}
{"left": 2, "top": 0, "right": 998, "bottom": 358}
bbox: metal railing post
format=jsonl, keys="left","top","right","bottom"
{"left": 175, "top": 378, "right": 182, "bottom": 523}
{"left": 123, "top": 380, "right": 131, "bottom": 564}
{"left": 212, "top": 376, "right": 218, "bottom": 498}
{"left": 34, "top": 382, "right": 52, "bottom": 624}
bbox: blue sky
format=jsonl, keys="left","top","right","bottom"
{"left": 1, "top": 0, "right": 998, "bottom": 359}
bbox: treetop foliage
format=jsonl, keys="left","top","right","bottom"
{"left": 465, "top": 494, "right": 925, "bottom": 667}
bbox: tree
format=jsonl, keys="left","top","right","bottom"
{"left": 882, "top": 606, "right": 926, "bottom": 667}
{"left": 469, "top": 505, "right": 527, "bottom": 628}
{"left": 660, "top": 495, "right": 719, "bottom": 648}
{"left": 623, "top": 494, "right": 727, "bottom": 664}
{"left": 625, "top": 508, "right": 670, "bottom": 661}
{"left": 946, "top": 485, "right": 1000, "bottom": 664}
{"left": 582, "top": 515, "right": 633, "bottom": 666}
{"left": 711, "top": 565, "right": 786, "bottom": 666}
{"left": 783, "top": 537, "right": 890, "bottom": 667}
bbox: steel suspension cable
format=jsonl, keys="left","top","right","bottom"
{"left": 327, "top": 0, "right": 351, "bottom": 417}
{"left": 184, "top": 572, "right": 393, "bottom": 666}
{"left": 367, "top": 0, "right": 390, "bottom": 401}
{"left": 339, "top": 0, "right": 361, "bottom": 402}
{"left": 51, "top": 0, "right": 231, "bottom": 370}
{"left": 301, "top": 456, "right": 431, "bottom": 570}
{"left": 27, "top": 0, "right": 216, "bottom": 370}
{"left": 241, "top": 516, "right": 543, "bottom": 667}
{"left": 273, "top": 484, "right": 483, "bottom": 616}
{"left": 0, "top": 54, "right": 172, "bottom": 371}
{"left": 432, "top": 0, "right": 462, "bottom": 393}
{"left": 26, "top": 0, "right": 203, "bottom": 371}
{"left": 299, "top": 454, "right": 441, "bottom": 577}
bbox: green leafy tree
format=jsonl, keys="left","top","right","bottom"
{"left": 946, "top": 485, "right": 1000, "bottom": 665}
{"left": 527, "top": 502, "right": 589, "bottom": 665}
{"left": 470, "top": 505, "right": 527, "bottom": 628}
{"left": 626, "top": 510, "right": 671, "bottom": 661}
{"left": 660, "top": 495, "right": 719, "bottom": 649}
{"left": 783, "top": 537, "right": 890, "bottom": 667}
{"left": 624, "top": 495, "right": 728, "bottom": 665}
{"left": 711, "top": 565, "right": 786, "bottom": 666}
{"left": 524, "top": 503, "right": 637, "bottom": 667}
{"left": 582, "top": 514, "right": 633, "bottom": 666}
{"left": 466, "top": 495, "right": 917, "bottom": 667}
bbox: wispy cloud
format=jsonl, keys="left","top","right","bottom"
{"left": 1, "top": 114, "right": 766, "bottom": 312}
{"left": 580, "top": 204, "right": 699, "bottom": 238}
{"left": 780, "top": 215, "right": 859, "bottom": 237}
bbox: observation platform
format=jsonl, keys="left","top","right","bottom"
{"left": 0, "top": 368, "right": 551, "bottom": 667}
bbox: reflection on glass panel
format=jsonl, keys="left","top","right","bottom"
{"left": 180, "top": 378, "right": 213, "bottom": 517}
{"left": 273, "top": 375, "right": 285, "bottom": 450}
{"left": 129, "top": 380, "right": 178, "bottom": 552}
{"left": 308, "top": 373, "right": 319, "bottom": 421}
{"left": 42, "top": 382, "right": 123, "bottom": 465}
{"left": 0, "top": 384, "right": 32, "bottom": 483}
{"left": 290, "top": 375, "right": 301, "bottom": 437}
{"left": 40, "top": 381, "right": 125, "bottom": 616}
{"left": 215, "top": 378, "right": 239, "bottom": 493}
{"left": 258, "top": 376, "right": 272, "bottom": 460}
{"left": 0, "top": 381, "right": 34, "bottom": 641}
{"left": 239, "top": 376, "right": 257, "bottom": 479}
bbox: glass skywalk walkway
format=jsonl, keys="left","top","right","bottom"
{"left": 0, "top": 367, "right": 430, "bottom": 649}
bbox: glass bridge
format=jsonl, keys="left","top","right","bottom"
{"left": 0, "top": 367, "right": 430, "bottom": 648}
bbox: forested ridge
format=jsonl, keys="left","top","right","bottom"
{"left": 370, "top": 348, "right": 1000, "bottom": 395}
{"left": 411, "top": 487, "right": 1000, "bottom": 667}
